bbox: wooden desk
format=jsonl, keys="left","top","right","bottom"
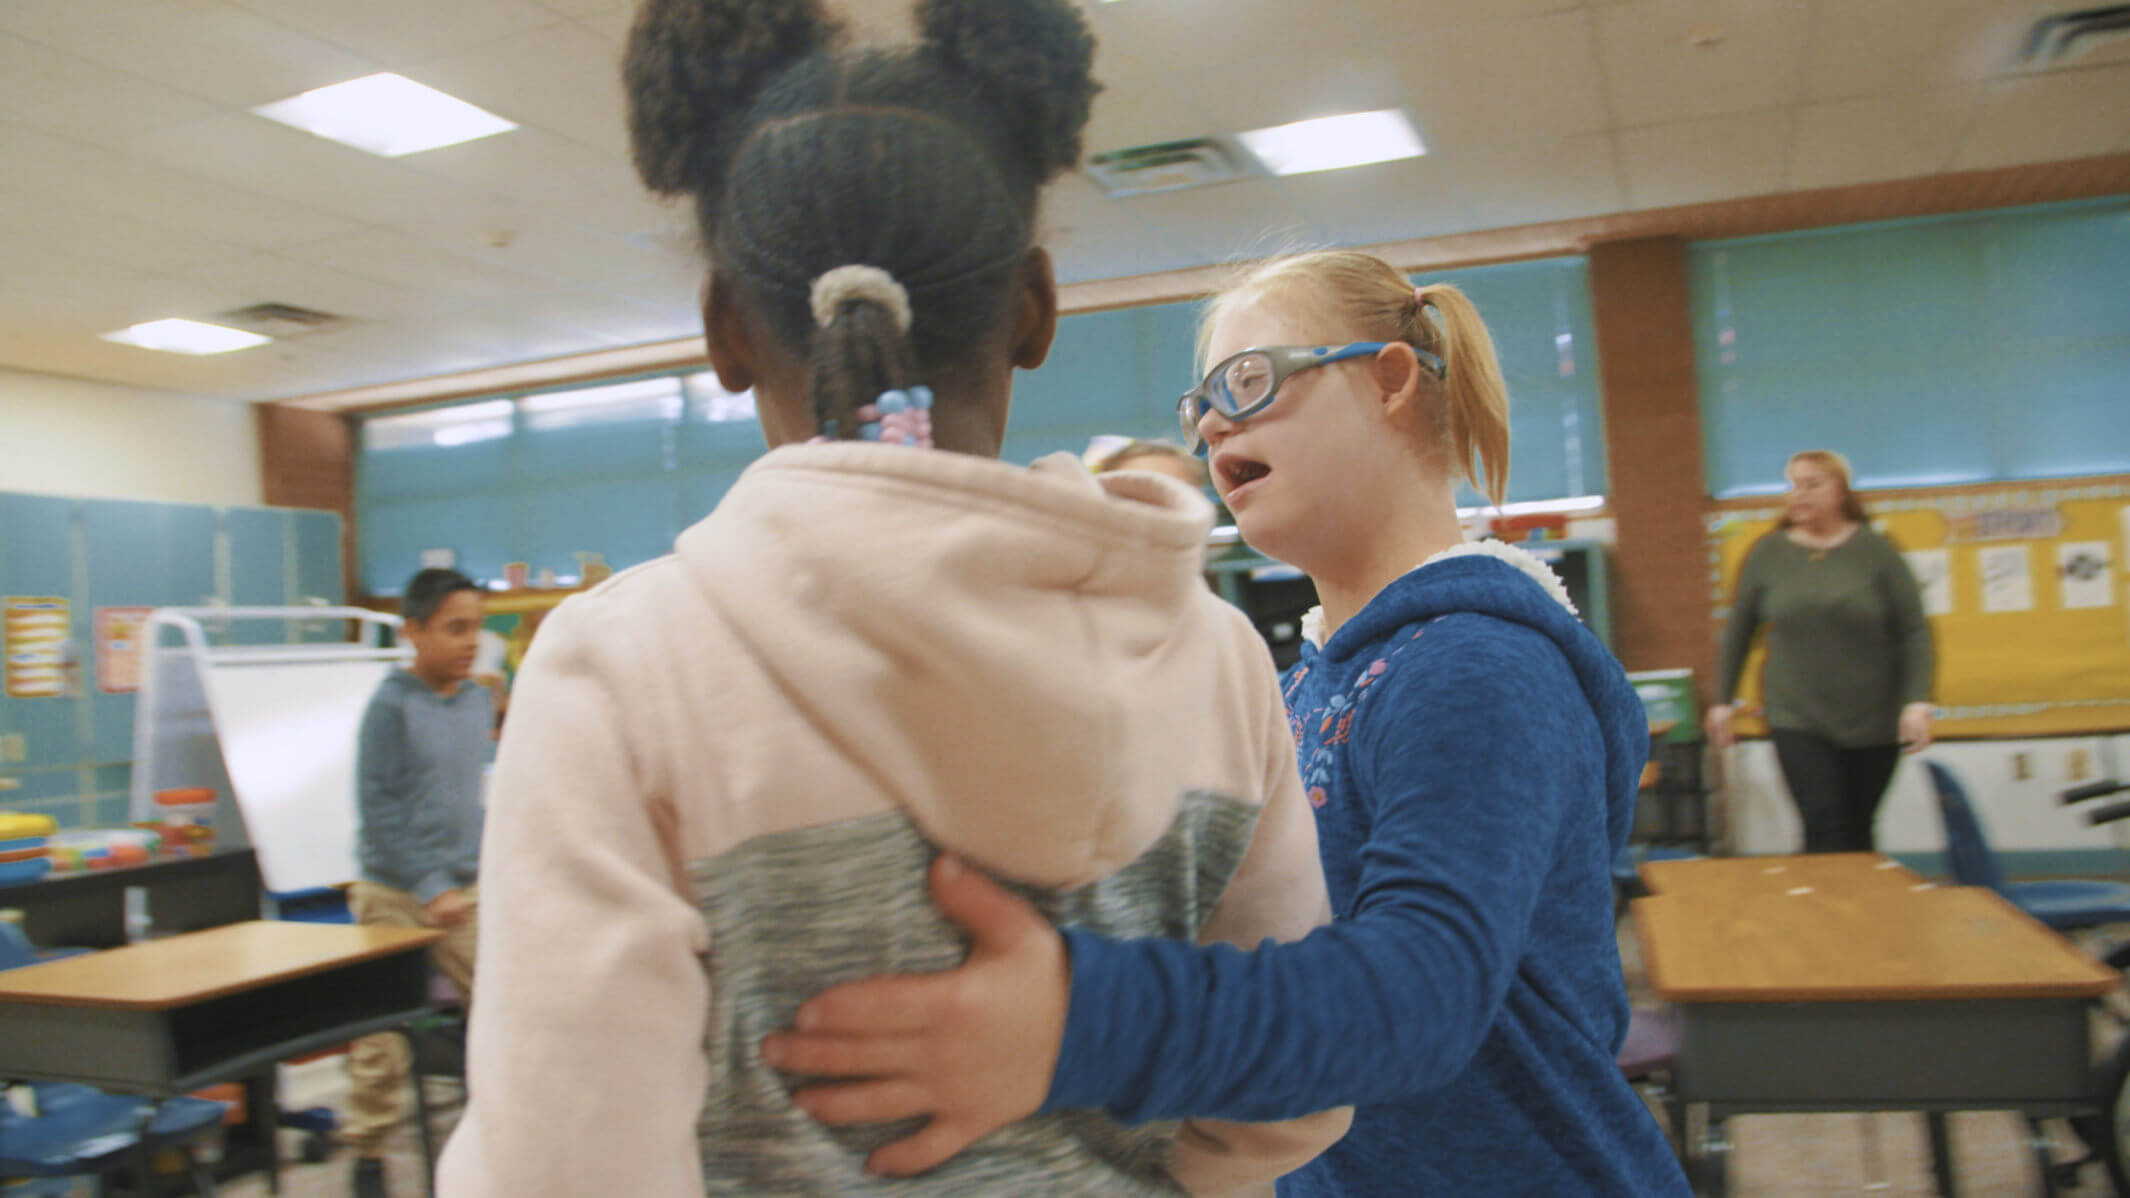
{"left": 1634, "top": 885, "right": 2117, "bottom": 1196}
{"left": 1639, "top": 851, "right": 1931, "bottom": 900}
{"left": 0, "top": 921, "right": 441, "bottom": 1194}
{"left": 0, "top": 848, "right": 263, "bottom": 950}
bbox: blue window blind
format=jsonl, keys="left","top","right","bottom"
{"left": 1692, "top": 198, "right": 2130, "bottom": 496}
{"left": 1417, "top": 257, "right": 1606, "bottom": 507}
{"left": 355, "top": 260, "right": 1611, "bottom": 592}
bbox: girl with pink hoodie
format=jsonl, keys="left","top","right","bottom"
{"left": 434, "top": 1, "right": 1347, "bottom": 1194}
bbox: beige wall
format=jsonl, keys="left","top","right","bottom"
{"left": 0, "top": 367, "right": 260, "bottom": 506}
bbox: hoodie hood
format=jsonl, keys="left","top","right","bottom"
{"left": 668, "top": 442, "right": 1251, "bottom": 886}
{"left": 1307, "top": 542, "right": 1645, "bottom": 850}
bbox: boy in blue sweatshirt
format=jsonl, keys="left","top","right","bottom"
{"left": 346, "top": 567, "right": 491, "bottom": 1198}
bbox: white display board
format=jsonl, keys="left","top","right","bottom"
{"left": 133, "top": 609, "right": 407, "bottom": 894}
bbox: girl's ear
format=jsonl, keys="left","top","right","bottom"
{"left": 1009, "top": 249, "right": 1060, "bottom": 371}
{"left": 701, "top": 272, "right": 757, "bottom": 394}
{"left": 1370, "top": 342, "right": 1426, "bottom": 421}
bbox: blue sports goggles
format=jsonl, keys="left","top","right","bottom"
{"left": 1177, "top": 342, "right": 1443, "bottom": 454}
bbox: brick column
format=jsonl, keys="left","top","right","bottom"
{"left": 255, "top": 404, "right": 356, "bottom": 602}
{"left": 1587, "top": 237, "right": 1715, "bottom": 693}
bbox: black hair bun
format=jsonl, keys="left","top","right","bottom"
{"left": 625, "top": 0, "right": 843, "bottom": 198}
{"left": 916, "top": 0, "right": 1099, "bottom": 179}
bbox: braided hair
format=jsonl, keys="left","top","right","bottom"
{"left": 625, "top": 0, "right": 1099, "bottom": 441}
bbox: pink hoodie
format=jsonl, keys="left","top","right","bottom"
{"left": 438, "top": 443, "right": 1347, "bottom": 1196}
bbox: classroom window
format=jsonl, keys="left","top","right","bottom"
{"left": 1691, "top": 198, "right": 2130, "bottom": 497}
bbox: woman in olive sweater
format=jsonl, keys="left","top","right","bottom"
{"left": 1706, "top": 450, "right": 1937, "bottom": 852}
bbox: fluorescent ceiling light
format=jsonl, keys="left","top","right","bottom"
{"left": 101, "top": 318, "right": 271, "bottom": 355}
{"left": 253, "top": 73, "right": 516, "bottom": 157}
{"left": 1238, "top": 109, "right": 1426, "bottom": 177}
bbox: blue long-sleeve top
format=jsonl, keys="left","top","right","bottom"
{"left": 1045, "top": 547, "right": 1688, "bottom": 1196}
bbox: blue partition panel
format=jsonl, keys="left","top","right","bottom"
{"left": 0, "top": 493, "right": 81, "bottom": 777}
{"left": 80, "top": 499, "right": 217, "bottom": 765}
{"left": 1, "top": 491, "right": 340, "bottom": 828}
{"left": 225, "top": 507, "right": 290, "bottom": 645}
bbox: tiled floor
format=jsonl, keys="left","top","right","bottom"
{"left": 193, "top": 918, "right": 2124, "bottom": 1196}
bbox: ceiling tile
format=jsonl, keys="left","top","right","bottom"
{"left": 0, "top": 260, "right": 248, "bottom": 330}
{"left": 1788, "top": 87, "right": 1987, "bottom": 190}
{"left": 1954, "top": 63, "right": 2130, "bottom": 169}
{"left": 1387, "top": 10, "right": 1608, "bottom": 155}
{"left": 1115, "top": 179, "right": 1316, "bottom": 265}
{"left": 526, "top": 0, "right": 636, "bottom": 17}
{"left": 1084, "top": 0, "right": 1364, "bottom": 79}
{"left": 0, "top": 33, "right": 222, "bottom": 147}
{"left": 403, "top": 126, "right": 638, "bottom": 211}
{"left": 1617, "top": 109, "right": 1792, "bottom": 210}
{"left": 403, "top": 20, "right": 618, "bottom": 117}
{"left": 1595, "top": 0, "right": 1811, "bottom": 127}
{"left": 1276, "top": 156, "right": 1479, "bottom": 247}
{"left": 457, "top": 290, "right": 695, "bottom": 349}
{"left": 128, "top": 113, "right": 502, "bottom": 225}
{"left": 1172, "top": 46, "right": 1411, "bottom": 142}
{"left": 1447, "top": 132, "right": 1625, "bottom": 228}
{"left": 0, "top": 194, "right": 243, "bottom": 273}
{"left": 0, "top": 0, "right": 381, "bottom": 109}
{"left": 0, "top": 124, "right": 362, "bottom": 251}
{"left": 1040, "top": 173, "right": 1213, "bottom": 284}
{"left": 1336, "top": 0, "right": 1583, "bottom": 26}
{"left": 568, "top": 4, "right": 639, "bottom": 48}
{"left": 226, "top": 0, "right": 559, "bottom": 68}
{"left": 593, "top": 262, "right": 710, "bottom": 325}
{"left": 408, "top": 218, "right": 679, "bottom": 288}
{"left": 275, "top": 230, "right": 562, "bottom": 300}
{"left": 1083, "top": 44, "right": 1225, "bottom": 152}
{"left": 168, "top": 251, "right": 446, "bottom": 323}
{"left": 1799, "top": 0, "right": 2040, "bottom": 103}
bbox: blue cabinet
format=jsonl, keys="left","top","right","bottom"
{"left": 0, "top": 492, "right": 341, "bottom": 827}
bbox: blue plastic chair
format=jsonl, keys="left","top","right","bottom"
{"left": 1926, "top": 760, "right": 2130, "bottom": 930}
{"left": 0, "top": 1083, "right": 229, "bottom": 1196}
{"left": 1612, "top": 842, "right": 1703, "bottom": 918}
{"left": 0, "top": 922, "right": 92, "bottom": 973}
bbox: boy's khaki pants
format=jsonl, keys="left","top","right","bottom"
{"left": 342, "top": 880, "right": 477, "bottom": 1155}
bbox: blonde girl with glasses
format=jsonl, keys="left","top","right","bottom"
{"left": 766, "top": 251, "right": 1689, "bottom": 1196}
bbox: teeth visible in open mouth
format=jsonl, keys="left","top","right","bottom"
{"left": 1227, "top": 460, "right": 1270, "bottom": 487}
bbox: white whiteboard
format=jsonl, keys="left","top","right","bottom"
{"left": 199, "top": 659, "right": 396, "bottom": 893}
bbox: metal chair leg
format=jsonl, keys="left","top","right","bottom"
{"left": 1926, "top": 1111, "right": 1957, "bottom": 1197}
{"left": 186, "top": 1142, "right": 221, "bottom": 1198}
{"left": 403, "top": 1027, "right": 437, "bottom": 1198}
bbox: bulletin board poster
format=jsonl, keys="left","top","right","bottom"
{"left": 93, "top": 606, "right": 156, "bottom": 695}
{"left": 1707, "top": 478, "right": 2130, "bottom": 738}
{"left": 4, "top": 596, "right": 70, "bottom": 699}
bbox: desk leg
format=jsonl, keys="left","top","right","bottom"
{"left": 1926, "top": 1111, "right": 1956, "bottom": 1197}
{"left": 402, "top": 1027, "right": 437, "bottom": 1198}
{"left": 1690, "top": 1111, "right": 1731, "bottom": 1197}
{"left": 242, "top": 1071, "right": 282, "bottom": 1195}
{"left": 134, "top": 1106, "right": 157, "bottom": 1198}
{"left": 2029, "top": 1118, "right": 2064, "bottom": 1197}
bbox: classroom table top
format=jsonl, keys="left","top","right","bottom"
{"left": 1634, "top": 884, "right": 2120, "bottom": 1003}
{"left": 0, "top": 920, "right": 440, "bottom": 1010}
{"left": 1639, "top": 852, "right": 1933, "bottom": 899}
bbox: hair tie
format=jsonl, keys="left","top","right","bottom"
{"left": 811, "top": 265, "right": 913, "bottom": 334}
{"left": 1413, "top": 285, "right": 1430, "bottom": 309}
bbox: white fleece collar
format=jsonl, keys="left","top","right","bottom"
{"left": 1299, "top": 539, "right": 1579, "bottom": 648}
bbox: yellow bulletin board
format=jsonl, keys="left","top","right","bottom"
{"left": 1707, "top": 476, "right": 2130, "bottom": 738}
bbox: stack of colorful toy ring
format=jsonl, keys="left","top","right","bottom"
{"left": 0, "top": 812, "right": 56, "bottom": 886}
